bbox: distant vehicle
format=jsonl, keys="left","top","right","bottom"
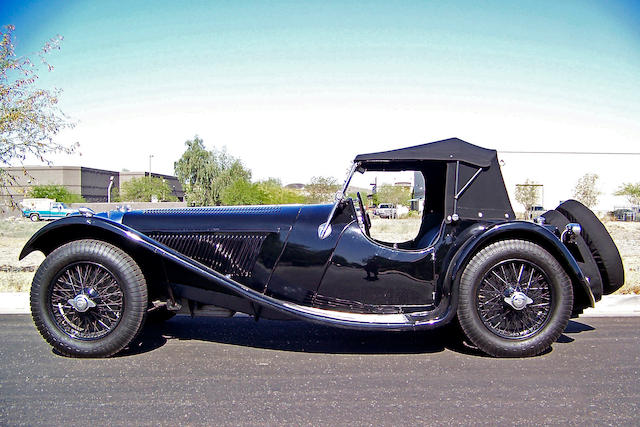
{"left": 20, "top": 198, "right": 78, "bottom": 221}
{"left": 528, "top": 205, "right": 545, "bottom": 220}
{"left": 376, "top": 203, "right": 397, "bottom": 218}
{"left": 613, "top": 208, "right": 635, "bottom": 221}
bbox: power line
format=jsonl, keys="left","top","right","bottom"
{"left": 499, "top": 151, "right": 640, "bottom": 155}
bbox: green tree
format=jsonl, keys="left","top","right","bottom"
{"left": 515, "top": 179, "right": 540, "bottom": 213}
{"left": 572, "top": 173, "right": 600, "bottom": 209}
{"left": 174, "top": 136, "right": 250, "bottom": 206}
{"left": 376, "top": 184, "right": 411, "bottom": 206}
{"left": 257, "top": 178, "right": 305, "bottom": 204}
{"left": 220, "top": 178, "right": 306, "bottom": 206}
{"left": 121, "top": 176, "right": 177, "bottom": 202}
{"left": 1, "top": 25, "right": 77, "bottom": 208}
{"left": 220, "top": 179, "right": 264, "bottom": 205}
{"left": 29, "top": 184, "right": 85, "bottom": 203}
{"left": 305, "top": 176, "right": 339, "bottom": 204}
{"left": 614, "top": 182, "right": 640, "bottom": 206}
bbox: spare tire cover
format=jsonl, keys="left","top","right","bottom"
{"left": 556, "top": 200, "right": 624, "bottom": 294}
{"left": 541, "top": 209, "right": 603, "bottom": 301}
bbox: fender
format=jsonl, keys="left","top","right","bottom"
{"left": 20, "top": 215, "right": 445, "bottom": 331}
{"left": 445, "top": 221, "right": 595, "bottom": 308}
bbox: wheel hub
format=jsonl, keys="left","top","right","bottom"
{"left": 504, "top": 291, "right": 533, "bottom": 311}
{"left": 67, "top": 294, "right": 97, "bottom": 313}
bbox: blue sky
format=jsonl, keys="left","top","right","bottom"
{"left": 2, "top": 1, "right": 640, "bottom": 208}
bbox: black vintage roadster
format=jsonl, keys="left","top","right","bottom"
{"left": 22, "top": 138, "right": 624, "bottom": 358}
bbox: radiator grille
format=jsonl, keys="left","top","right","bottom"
{"left": 148, "top": 232, "right": 268, "bottom": 277}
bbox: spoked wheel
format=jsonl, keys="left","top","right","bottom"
{"left": 49, "top": 262, "right": 124, "bottom": 340}
{"left": 457, "top": 239, "right": 573, "bottom": 357}
{"left": 31, "top": 240, "right": 147, "bottom": 357}
{"left": 476, "top": 260, "right": 552, "bottom": 339}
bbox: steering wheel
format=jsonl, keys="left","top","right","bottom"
{"left": 356, "top": 192, "right": 371, "bottom": 236}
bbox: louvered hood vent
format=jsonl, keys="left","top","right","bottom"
{"left": 147, "top": 232, "right": 268, "bottom": 277}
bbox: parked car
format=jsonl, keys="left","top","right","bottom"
{"left": 613, "top": 208, "right": 635, "bottom": 221}
{"left": 22, "top": 138, "right": 623, "bottom": 358}
{"left": 20, "top": 198, "right": 78, "bottom": 221}
{"left": 527, "top": 205, "right": 545, "bottom": 221}
{"left": 376, "top": 203, "right": 397, "bottom": 218}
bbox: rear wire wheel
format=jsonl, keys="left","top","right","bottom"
{"left": 457, "top": 239, "right": 573, "bottom": 357}
{"left": 31, "top": 239, "right": 147, "bottom": 357}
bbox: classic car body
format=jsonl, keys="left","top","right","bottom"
{"left": 23, "top": 138, "right": 624, "bottom": 357}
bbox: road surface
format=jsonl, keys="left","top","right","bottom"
{"left": 1, "top": 315, "right": 639, "bottom": 425}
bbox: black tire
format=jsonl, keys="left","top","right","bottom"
{"left": 457, "top": 239, "right": 573, "bottom": 357}
{"left": 556, "top": 199, "right": 624, "bottom": 293}
{"left": 30, "top": 239, "right": 148, "bottom": 357}
{"left": 29, "top": 213, "right": 39, "bottom": 222}
{"left": 146, "top": 306, "right": 177, "bottom": 324}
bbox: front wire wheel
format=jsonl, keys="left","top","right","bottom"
{"left": 31, "top": 240, "right": 147, "bottom": 357}
{"left": 457, "top": 240, "right": 573, "bottom": 357}
{"left": 49, "top": 262, "right": 124, "bottom": 340}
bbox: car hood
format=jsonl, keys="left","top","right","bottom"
{"left": 114, "top": 205, "right": 306, "bottom": 234}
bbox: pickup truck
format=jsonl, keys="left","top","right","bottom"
{"left": 375, "top": 203, "right": 397, "bottom": 219}
{"left": 20, "top": 198, "right": 78, "bottom": 221}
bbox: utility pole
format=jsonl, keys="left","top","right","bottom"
{"left": 107, "top": 176, "right": 114, "bottom": 203}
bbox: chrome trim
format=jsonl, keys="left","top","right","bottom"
{"left": 77, "top": 207, "right": 94, "bottom": 217}
{"left": 561, "top": 222, "right": 582, "bottom": 243}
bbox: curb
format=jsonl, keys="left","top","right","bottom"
{"left": 1, "top": 292, "right": 30, "bottom": 315}
{"left": 1, "top": 292, "right": 639, "bottom": 317}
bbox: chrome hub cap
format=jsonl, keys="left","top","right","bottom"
{"left": 504, "top": 291, "right": 533, "bottom": 311}
{"left": 68, "top": 294, "right": 97, "bottom": 313}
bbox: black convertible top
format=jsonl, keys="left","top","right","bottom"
{"left": 354, "top": 138, "right": 496, "bottom": 167}
{"left": 355, "top": 137, "right": 515, "bottom": 221}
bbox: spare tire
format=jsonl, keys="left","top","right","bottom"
{"left": 556, "top": 200, "right": 624, "bottom": 294}
{"left": 541, "top": 209, "right": 603, "bottom": 303}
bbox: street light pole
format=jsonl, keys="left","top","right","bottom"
{"left": 107, "top": 176, "right": 114, "bottom": 203}
{"left": 149, "top": 154, "right": 154, "bottom": 177}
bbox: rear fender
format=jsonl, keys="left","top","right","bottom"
{"left": 446, "top": 221, "right": 595, "bottom": 310}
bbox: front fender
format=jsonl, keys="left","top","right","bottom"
{"left": 447, "top": 221, "right": 594, "bottom": 308}
{"left": 20, "top": 215, "right": 145, "bottom": 260}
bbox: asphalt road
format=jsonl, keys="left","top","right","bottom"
{"left": 1, "top": 315, "right": 639, "bottom": 426}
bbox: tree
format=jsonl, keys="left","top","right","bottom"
{"left": 572, "top": 173, "right": 600, "bottom": 209}
{"left": 121, "top": 176, "right": 177, "bottom": 202}
{"left": 1, "top": 25, "right": 77, "bottom": 207}
{"left": 220, "top": 178, "right": 306, "bottom": 206}
{"left": 29, "top": 184, "right": 84, "bottom": 203}
{"left": 174, "top": 136, "right": 251, "bottom": 206}
{"left": 515, "top": 179, "right": 540, "bottom": 213}
{"left": 305, "top": 176, "right": 339, "bottom": 204}
{"left": 614, "top": 182, "right": 640, "bottom": 206}
{"left": 376, "top": 184, "right": 411, "bottom": 207}
{"left": 220, "top": 179, "right": 264, "bottom": 206}
{"left": 257, "top": 178, "right": 305, "bottom": 205}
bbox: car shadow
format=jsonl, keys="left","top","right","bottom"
{"left": 556, "top": 319, "right": 596, "bottom": 343}
{"left": 120, "top": 315, "right": 485, "bottom": 357}
{"left": 120, "top": 317, "right": 595, "bottom": 358}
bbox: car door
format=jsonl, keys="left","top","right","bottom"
{"left": 315, "top": 222, "right": 436, "bottom": 311}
